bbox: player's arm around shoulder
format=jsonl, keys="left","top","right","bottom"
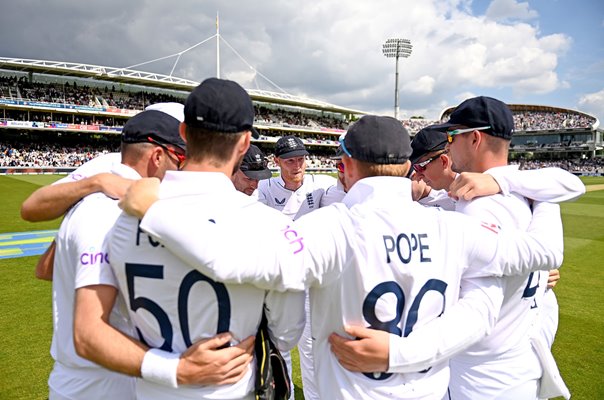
{"left": 452, "top": 202, "right": 563, "bottom": 279}
{"left": 138, "top": 196, "right": 307, "bottom": 291}
{"left": 385, "top": 273, "right": 504, "bottom": 373}
{"left": 488, "top": 166, "right": 585, "bottom": 203}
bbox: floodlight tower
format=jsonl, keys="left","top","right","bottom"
{"left": 382, "top": 38, "right": 412, "bottom": 120}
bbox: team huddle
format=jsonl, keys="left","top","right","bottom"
{"left": 21, "top": 78, "right": 586, "bottom": 399}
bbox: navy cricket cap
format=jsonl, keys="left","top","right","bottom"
{"left": 431, "top": 96, "right": 514, "bottom": 140}
{"left": 240, "top": 144, "right": 271, "bottom": 180}
{"left": 275, "top": 136, "right": 309, "bottom": 159}
{"left": 121, "top": 109, "right": 185, "bottom": 151}
{"left": 341, "top": 115, "right": 411, "bottom": 164}
{"left": 410, "top": 126, "right": 448, "bottom": 163}
{"left": 184, "top": 78, "right": 259, "bottom": 138}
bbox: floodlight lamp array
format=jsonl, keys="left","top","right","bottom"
{"left": 382, "top": 38, "right": 413, "bottom": 58}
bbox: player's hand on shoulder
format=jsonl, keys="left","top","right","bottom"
{"left": 177, "top": 332, "right": 255, "bottom": 386}
{"left": 449, "top": 172, "right": 501, "bottom": 201}
{"left": 119, "top": 177, "right": 160, "bottom": 219}
{"left": 93, "top": 173, "right": 134, "bottom": 200}
{"left": 329, "top": 325, "right": 389, "bottom": 373}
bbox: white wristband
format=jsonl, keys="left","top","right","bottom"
{"left": 140, "top": 348, "right": 181, "bottom": 388}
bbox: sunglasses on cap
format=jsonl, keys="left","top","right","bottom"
{"left": 446, "top": 126, "right": 491, "bottom": 143}
{"left": 147, "top": 136, "right": 186, "bottom": 169}
{"left": 413, "top": 150, "right": 448, "bottom": 173}
{"left": 338, "top": 134, "right": 352, "bottom": 157}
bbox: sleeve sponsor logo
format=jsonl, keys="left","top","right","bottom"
{"left": 80, "top": 250, "right": 110, "bottom": 265}
{"left": 281, "top": 225, "right": 304, "bottom": 254}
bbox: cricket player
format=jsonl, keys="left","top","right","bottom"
{"left": 409, "top": 124, "right": 579, "bottom": 304}
{"left": 439, "top": 96, "right": 570, "bottom": 399}
{"left": 43, "top": 103, "right": 254, "bottom": 400}
{"left": 257, "top": 135, "right": 343, "bottom": 218}
{"left": 410, "top": 123, "right": 583, "bottom": 350}
{"left": 47, "top": 106, "right": 188, "bottom": 400}
{"left": 122, "top": 114, "right": 564, "bottom": 399}
{"left": 232, "top": 144, "right": 272, "bottom": 195}
{"left": 256, "top": 134, "right": 345, "bottom": 399}
{"left": 332, "top": 108, "right": 576, "bottom": 398}
{"left": 108, "top": 78, "right": 305, "bottom": 400}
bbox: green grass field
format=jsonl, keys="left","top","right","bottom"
{"left": 0, "top": 174, "right": 603, "bottom": 399}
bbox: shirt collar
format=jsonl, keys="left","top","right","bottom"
{"left": 158, "top": 170, "right": 238, "bottom": 199}
{"left": 484, "top": 164, "right": 519, "bottom": 174}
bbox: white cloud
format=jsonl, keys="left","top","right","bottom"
{"left": 485, "top": 0, "right": 538, "bottom": 21}
{"left": 0, "top": 0, "right": 583, "bottom": 119}
{"left": 578, "top": 89, "right": 604, "bottom": 121}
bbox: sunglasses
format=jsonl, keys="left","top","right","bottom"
{"left": 413, "top": 150, "right": 447, "bottom": 173}
{"left": 338, "top": 134, "right": 352, "bottom": 157}
{"left": 446, "top": 126, "right": 491, "bottom": 143}
{"left": 147, "top": 136, "right": 186, "bottom": 169}
{"left": 336, "top": 161, "right": 344, "bottom": 173}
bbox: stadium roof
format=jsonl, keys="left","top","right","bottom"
{"left": 0, "top": 57, "right": 366, "bottom": 115}
{"left": 438, "top": 102, "right": 599, "bottom": 130}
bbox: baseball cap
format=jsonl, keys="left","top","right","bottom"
{"left": 275, "top": 136, "right": 309, "bottom": 159}
{"left": 240, "top": 144, "right": 271, "bottom": 180}
{"left": 340, "top": 115, "right": 411, "bottom": 164}
{"left": 121, "top": 109, "right": 186, "bottom": 151}
{"left": 184, "top": 77, "right": 259, "bottom": 138}
{"left": 431, "top": 96, "right": 514, "bottom": 140}
{"left": 410, "top": 126, "right": 448, "bottom": 163}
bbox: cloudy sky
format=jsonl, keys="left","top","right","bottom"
{"left": 1, "top": 0, "right": 603, "bottom": 124}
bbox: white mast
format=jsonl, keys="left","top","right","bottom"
{"left": 216, "top": 12, "right": 220, "bottom": 78}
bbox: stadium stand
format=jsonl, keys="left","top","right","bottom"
{"left": 0, "top": 57, "right": 602, "bottom": 175}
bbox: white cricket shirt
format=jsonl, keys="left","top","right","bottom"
{"left": 49, "top": 162, "right": 138, "bottom": 400}
{"left": 257, "top": 174, "right": 340, "bottom": 219}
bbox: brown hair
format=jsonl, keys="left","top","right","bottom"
{"left": 482, "top": 133, "right": 510, "bottom": 154}
{"left": 120, "top": 141, "right": 153, "bottom": 164}
{"left": 184, "top": 125, "right": 245, "bottom": 166}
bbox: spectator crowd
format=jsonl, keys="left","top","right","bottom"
{"left": 3, "top": 137, "right": 602, "bottom": 173}
{"left": 0, "top": 143, "right": 115, "bottom": 168}
{"left": 1, "top": 74, "right": 601, "bottom": 172}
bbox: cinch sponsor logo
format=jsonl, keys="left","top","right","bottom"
{"left": 80, "top": 250, "right": 109, "bottom": 265}
{"left": 281, "top": 225, "right": 304, "bottom": 254}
